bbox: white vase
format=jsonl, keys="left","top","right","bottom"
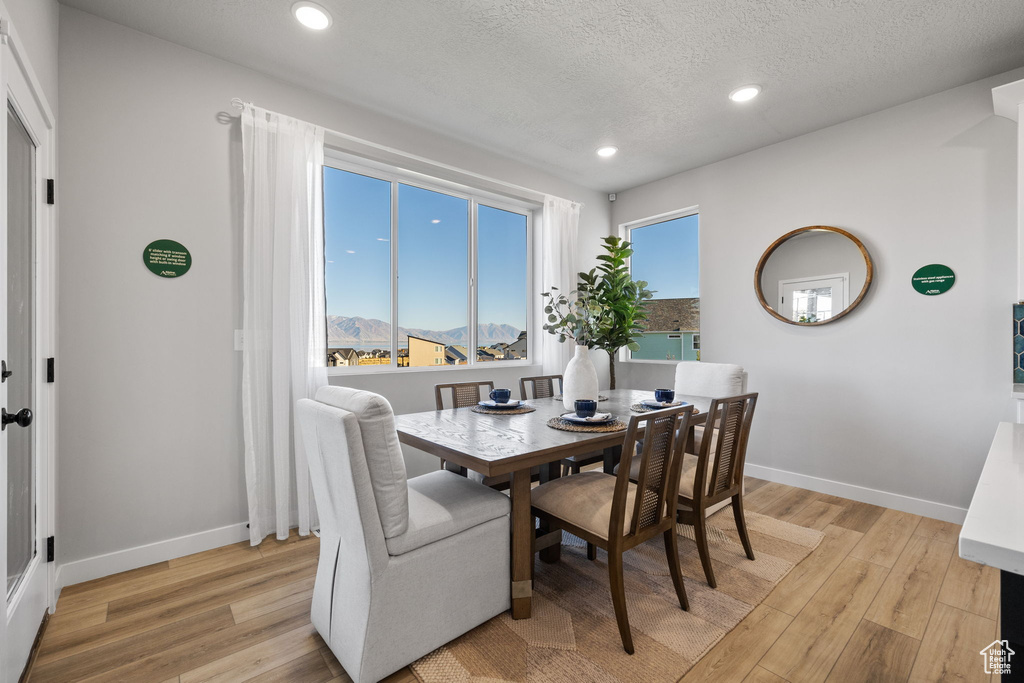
{"left": 563, "top": 344, "right": 599, "bottom": 410}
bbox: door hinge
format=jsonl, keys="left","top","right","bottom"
{"left": 46, "top": 357, "right": 55, "bottom": 383}
{"left": 46, "top": 536, "right": 54, "bottom": 563}
{"left": 46, "top": 179, "right": 54, "bottom": 205}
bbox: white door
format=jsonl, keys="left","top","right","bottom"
{"left": 778, "top": 273, "right": 849, "bottom": 324}
{"left": 0, "top": 22, "right": 56, "bottom": 682}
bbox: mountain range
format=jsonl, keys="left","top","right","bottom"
{"left": 327, "top": 316, "right": 522, "bottom": 347}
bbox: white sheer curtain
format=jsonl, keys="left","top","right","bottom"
{"left": 241, "top": 105, "right": 327, "bottom": 544}
{"left": 539, "top": 196, "right": 581, "bottom": 375}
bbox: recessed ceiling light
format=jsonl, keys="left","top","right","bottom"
{"left": 729, "top": 85, "right": 761, "bottom": 103}
{"left": 596, "top": 146, "right": 618, "bottom": 158}
{"left": 292, "top": 2, "right": 332, "bottom": 30}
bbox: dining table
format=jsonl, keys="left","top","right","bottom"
{"left": 393, "top": 388, "right": 712, "bottom": 619}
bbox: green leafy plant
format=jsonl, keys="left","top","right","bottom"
{"left": 540, "top": 286, "right": 604, "bottom": 347}
{"left": 577, "top": 236, "right": 654, "bottom": 389}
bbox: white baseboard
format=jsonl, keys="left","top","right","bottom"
{"left": 745, "top": 463, "right": 968, "bottom": 525}
{"left": 56, "top": 522, "right": 251, "bottom": 593}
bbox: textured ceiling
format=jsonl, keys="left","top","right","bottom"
{"left": 59, "top": 0, "right": 1024, "bottom": 192}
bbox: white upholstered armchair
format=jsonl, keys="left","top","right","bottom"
{"left": 673, "top": 361, "right": 747, "bottom": 399}
{"left": 297, "top": 386, "right": 511, "bottom": 683}
{"left": 674, "top": 361, "right": 749, "bottom": 514}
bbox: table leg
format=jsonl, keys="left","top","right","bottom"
{"left": 538, "top": 461, "right": 562, "bottom": 564}
{"left": 603, "top": 445, "right": 622, "bottom": 474}
{"left": 685, "top": 423, "right": 698, "bottom": 455}
{"left": 510, "top": 469, "right": 532, "bottom": 619}
{"left": 1003, "top": 569, "right": 1023, "bottom": 680}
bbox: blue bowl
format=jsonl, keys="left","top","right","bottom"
{"left": 574, "top": 399, "right": 598, "bottom": 418}
{"left": 489, "top": 388, "right": 511, "bottom": 404}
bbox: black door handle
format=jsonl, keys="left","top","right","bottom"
{"left": 1, "top": 360, "right": 11, "bottom": 382}
{"left": 1, "top": 408, "right": 32, "bottom": 430}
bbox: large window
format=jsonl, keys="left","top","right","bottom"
{"left": 624, "top": 210, "right": 699, "bottom": 362}
{"left": 324, "top": 160, "right": 531, "bottom": 370}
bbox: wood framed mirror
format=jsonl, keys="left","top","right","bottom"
{"left": 754, "top": 225, "right": 873, "bottom": 326}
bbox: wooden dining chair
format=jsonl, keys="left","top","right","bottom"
{"left": 518, "top": 374, "right": 562, "bottom": 401}
{"left": 530, "top": 405, "right": 695, "bottom": 654}
{"left": 435, "top": 380, "right": 495, "bottom": 412}
{"left": 676, "top": 393, "right": 758, "bottom": 588}
{"left": 519, "top": 374, "right": 605, "bottom": 477}
{"left": 434, "top": 381, "right": 494, "bottom": 472}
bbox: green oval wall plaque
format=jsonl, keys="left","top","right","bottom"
{"left": 143, "top": 239, "right": 192, "bottom": 278}
{"left": 912, "top": 264, "right": 955, "bottom": 295}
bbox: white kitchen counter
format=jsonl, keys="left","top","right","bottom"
{"left": 959, "top": 421, "right": 1024, "bottom": 575}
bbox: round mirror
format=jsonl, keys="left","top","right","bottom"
{"left": 754, "top": 226, "right": 873, "bottom": 326}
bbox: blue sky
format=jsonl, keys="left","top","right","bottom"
{"left": 629, "top": 214, "right": 699, "bottom": 298}
{"left": 477, "top": 205, "right": 527, "bottom": 331}
{"left": 324, "top": 167, "right": 527, "bottom": 332}
{"left": 324, "top": 168, "right": 392, "bottom": 325}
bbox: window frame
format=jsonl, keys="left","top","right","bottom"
{"left": 323, "top": 150, "right": 536, "bottom": 375}
{"left": 618, "top": 205, "right": 700, "bottom": 365}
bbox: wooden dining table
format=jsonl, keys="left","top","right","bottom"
{"left": 393, "top": 388, "right": 712, "bottom": 619}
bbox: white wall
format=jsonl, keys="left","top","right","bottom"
{"left": 57, "top": 7, "right": 609, "bottom": 570}
{"left": 615, "top": 68, "right": 1024, "bottom": 521}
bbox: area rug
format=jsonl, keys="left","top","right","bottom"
{"left": 411, "top": 508, "right": 823, "bottom": 682}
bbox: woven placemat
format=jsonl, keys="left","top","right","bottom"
{"left": 546, "top": 416, "right": 627, "bottom": 432}
{"left": 630, "top": 402, "right": 700, "bottom": 415}
{"left": 554, "top": 394, "right": 609, "bottom": 402}
{"left": 471, "top": 404, "right": 536, "bottom": 415}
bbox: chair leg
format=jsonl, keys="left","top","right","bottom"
{"left": 439, "top": 458, "right": 446, "bottom": 471}
{"left": 587, "top": 542, "right": 597, "bottom": 561}
{"left": 607, "top": 550, "right": 634, "bottom": 654}
{"left": 693, "top": 511, "right": 717, "bottom": 589}
{"left": 663, "top": 528, "right": 689, "bottom": 611}
{"left": 732, "top": 494, "right": 755, "bottom": 561}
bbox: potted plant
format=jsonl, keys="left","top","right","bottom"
{"left": 541, "top": 286, "right": 604, "bottom": 409}
{"left": 577, "top": 236, "right": 653, "bottom": 390}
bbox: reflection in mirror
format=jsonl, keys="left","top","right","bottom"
{"left": 755, "top": 226, "right": 872, "bottom": 326}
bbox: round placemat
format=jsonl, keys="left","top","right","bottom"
{"left": 630, "top": 402, "right": 700, "bottom": 415}
{"left": 554, "top": 394, "right": 609, "bottom": 402}
{"left": 546, "top": 416, "right": 627, "bottom": 432}
{"left": 471, "top": 404, "right": 536, "bottom": 415}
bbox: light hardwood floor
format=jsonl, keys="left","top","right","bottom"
{"left": 26, "top": 478, "right": 1000, "bottom": 682}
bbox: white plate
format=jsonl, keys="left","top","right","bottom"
{"left": 641, "top": 399, "right": 686, "bottom": 408}
{"left": 560, "top": 412, "right": 614, "bottom": 424}
{"left": 479, "top": 400, "right": 523, "bottom": 408}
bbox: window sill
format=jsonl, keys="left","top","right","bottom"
{"left": 622, "top": 358, "right": 685, "bottom": 365}
{"left": 327, "top": 361, "right": 541, "bottom": 377}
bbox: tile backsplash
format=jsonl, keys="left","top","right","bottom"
{"left": 1015, "top": 304, "right": 1024, "bottom": 383}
